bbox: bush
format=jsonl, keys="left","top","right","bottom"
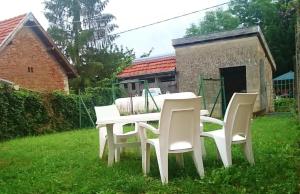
{"left": 274, "top": 97, "right": 296, "bottom": 112}
{"left": 0, "top": 87, "right": 115, "bottom": 141}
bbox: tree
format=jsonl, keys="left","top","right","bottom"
{"left": 140, "top": 47, "right": 154, "bottom": 58}
{"left": 44, "top": 0, "right": 118, "bottom": 67}
{"left": 185, "top": 9, "right": 240, "bottom": 36}
{"left": 230, "top": 0, "right": 296, "bottom": 75}
{"left": 69, "top": 45, "right": 135, "bottom": 91}
{"left": 44, "top": 0, "right": 135, "bottom": 92}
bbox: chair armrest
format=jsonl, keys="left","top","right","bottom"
{"left": 96, "top": 124, "right": 105, "bottom": 129}
{"left": 137, "top": 122, "right": 159, "bottom": 135}
{"left": 201, "top": 116, "right": 224, "bottom": 126}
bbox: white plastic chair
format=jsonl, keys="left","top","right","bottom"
{"left": 95, "top": 105, "right": 139, "bottom": 162}
{"left": 138, "top": 97, "right": 204, "bottom": 184}
{"left": 201, "top": 93, "right": 258, "bottom": 167}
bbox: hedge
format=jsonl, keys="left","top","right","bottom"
{"left": 0, "top": 86, "right": 118, "bottom": 141}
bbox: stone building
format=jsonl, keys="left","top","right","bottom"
{"left": 172, "top": 26, "right": 276, "bottom": 115}
{"left": 117, "top": 54, "right": 177, "bottom": 96}
{"left": 0, "top": 13, "right": 77, "bottom": 93}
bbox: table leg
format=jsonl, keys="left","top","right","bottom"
{"left": 200, "top": 123, "right": 206, "bottom": 157}
{"left": 106, "top": 124, "right": 115, "bottom": 166}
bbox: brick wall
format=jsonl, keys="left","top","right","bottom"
{"left": 174, "top": 36, "right": 274, "bottom": 114}
{"left": 0, "top": 27, "right": 69, "bottom": 93}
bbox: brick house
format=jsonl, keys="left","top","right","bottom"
{"left": 0, "top": 13, "right": 77, "bottom": 93}
{"left": 172, "top": 26, "right": 276, "bottom": 115}
{"left": 117, "top": 54, "right": 177, "bottom": 95}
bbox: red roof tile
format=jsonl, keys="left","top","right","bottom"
{"left": 118, "top": 55, "right": 176, "bottom": 78}
{"left": 0, "top": 14, "right": 27, "bottom": 46}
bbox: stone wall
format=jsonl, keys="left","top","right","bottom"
{"left": 0, "top": 27, "right": 69, "bottom": 93}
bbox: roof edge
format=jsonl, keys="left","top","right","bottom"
{"left": 117, "top": 69, "right": 176, "bottom": 79}
{"left": 133, "top": 53, "right": 175, "bottom": 64}
{"left": 256, "top": 26, "right": 276, "bottom": 71}
{"left": 172, "top": 26, "right": 259, "bottom": 47}
{"left": 0, "top": 13, "right": 78, "bottom": 78}
{"left": 172, "top": 26, "right": 276, "bottom": 71}
{"left": 0, "top": 13, "right": 29, "bottom": 51}
{"left": 26, "top": 14, "right": 78, "bottom": 78}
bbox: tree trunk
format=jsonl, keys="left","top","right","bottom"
{"left": 296, "top": 0, "right": 300, "bottom": 121}
{"left": 72, "top": 0, "right": 81, "bottom": 67}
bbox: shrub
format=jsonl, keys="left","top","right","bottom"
{"left": 274, "top": 97, "right": 296, "bottom": 112}
{"left": 0, "top": 87, "right": 116, "bottom": 141}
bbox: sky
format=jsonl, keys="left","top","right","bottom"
{"left": 0, "top": 0, "right": 228, "bottom": 57}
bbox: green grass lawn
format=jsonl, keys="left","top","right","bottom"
{"left": 0, "top": 114, "right": 299, "bottom": 194}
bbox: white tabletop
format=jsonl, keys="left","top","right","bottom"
{"left": 96, "top": 110, "right": 209, "bottom": 126}
{"left": 96, "top": 112, "right": 161, "bottom": 125}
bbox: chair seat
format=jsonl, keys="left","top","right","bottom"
{"left": 147, "top": 139, "right": 193, "bottom": 151}
{"left": 202, "top": 129, "right": 246, "bottom": 142}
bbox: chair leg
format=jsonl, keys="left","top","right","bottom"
{"left": 114, "top": 136, "right": 120, "bottom": 162}
{"left": 154, "top": 145, "right": 168, "bottom": 184}
{"left": 243, "top": 140, "right": 255, "bottom": 165}
{"left": 201, "top": 137, "right": 206, "bottom": 158}
{"left": 175, "top": 153, "right": 184, "bottom": 168}
{"left": 141, "top": 142, "right": 149, "bottom": 175}
{"left": 216, "top": 145, "right": 221, "bottom": 160}
{"left": 214, "top": 138, "right": 232, "bottom": 167}
{"left": 145, "top": 143, "right": 151, "bottom": 174}
{"left": 136, "top": 133, "right": 142, "bottom": 154}
{"left": 99, "top": 128, "right": 107, "bottom": 159}
{"left": 192, "top": 145, "right": 205, "bottom": 178}
{"left": 118, "top": 138, "right": 126, "bottom": 153}
{"left": 106, "top": 124, "right": 115, "bottom": 166}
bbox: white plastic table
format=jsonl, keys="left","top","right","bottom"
{"left": 96, "top": 110, "right": 209, "bottom": 166}
{"left": 96, "top": 112, "right": 161, "bottom": 166}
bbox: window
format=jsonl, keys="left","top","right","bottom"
{"left": 27, "top": 67, "right": 34, "bottom": 73}
{"left": 131, "top": 83, "right": 136, "bottom": 90}
{"left": 159, "top": 76, "right": 175, "bottom": 82}
{"left": 124, "top": 83, "right": 128, "bottom": 89}
{"left": 147, "top": 78, "right": 155, "bottom": 83}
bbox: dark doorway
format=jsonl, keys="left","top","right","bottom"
{"left": 220, "top": 66, "right": 246, "bottom": 111}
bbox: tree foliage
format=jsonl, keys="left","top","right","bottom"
{"left": 185, "top": 0, "right": 296, "bottom": 75}
{"left": 69, "top": 45, "right": 135, "bottom": 91}
{"left": 186, "top": 9, "right": 240, "bottom": 36}
{"left": 230, "top": 0, "right": 295, "bottom": 74}
{"left": 44, "top": 0, "right": 135, "bottom": 91}
{"left": 44, "top": 0, "right": 118, "bottom": 64}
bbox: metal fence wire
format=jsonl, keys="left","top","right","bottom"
{"left": 273, "top": 79, "right": 296, "bottom": 112}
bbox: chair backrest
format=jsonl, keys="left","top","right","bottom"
{"left": 158, "top": 97, "right": 201, "bottom": 151}
{"left": 223, "top": 93, "right": 258, "bottom": 142}
{"left": 94, "top": 105, "right": 122, "bottom": 133}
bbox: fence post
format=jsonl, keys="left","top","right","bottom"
{"left": 198, "top": 76, "right": 207, "bottom": 109}
{"left": 144, "top": 80, "right": 149, "bottom": 113}
{"left": 296, "top": 1, "right": 300, "bottom": 121}
{"left": 79, "top": 95, "right": 95, "bottom": 128}
{"left": 79, "top": 89, "right": 82, "bottom": 128}
{"left": 112, "top": 82, "right": 116, "bottom": 104}
{"left": 221, "top": 77, "right": 226, "bottom": 116}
